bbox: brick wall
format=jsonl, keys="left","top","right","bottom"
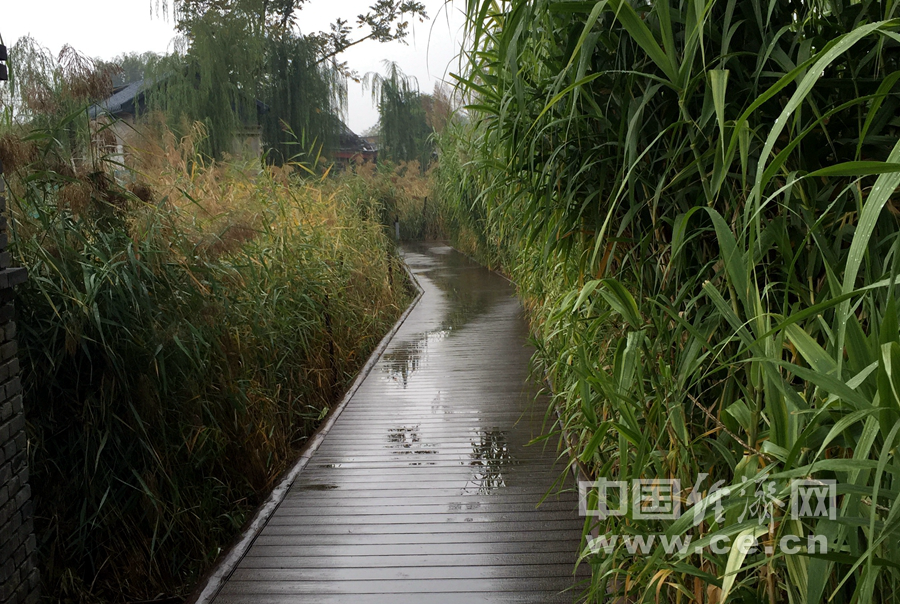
{"left": 0, "top": 38, "right": 39, "bottom": 603}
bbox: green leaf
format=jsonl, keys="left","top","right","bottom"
{"left": 805, "top": 162, "right": 900, "bottom": 178}
{"left": 837, "top": 136, "right": 900, "bottom": 369}
{"left": 784, "top": 324, "right": 836, "bottom": 376}
{"left": 598, "top": 279, "right": 642, "bottom": 329}
{"left": 724, "top": 399, "right": 753, "bottom": 435}
{"left": 605, "top": 0, "right": 679, "bottom": 84}
{"left": 709, "top": 69, "right": 730, "bottom": 149}
{"left": 877, "top": 341, "right": 900, "bottom": 430}
{"left": 574, "top": 279, "right": 602, "bottom": 311}
{"left": 720, "top": 526, "right": 768, "bottom": 602}
{"left": 753, "top": 20, "right": 891, "bottom": 206}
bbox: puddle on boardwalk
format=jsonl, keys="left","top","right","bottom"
{"left": 388, "top": 426, "right": 438, "bottom": 466}
{"left": 387, "top": 426, "right": 421, "bottom": 447}
{"left": 384, "top": 424, "right": 517, "bottom": 493}
{"left": 447, "top": 501, "right": 482, "bottom": 511}
{"left": 380, "top": 328, "right": 451, "bottom": 388}
{"left": 379, "top": 244, "right": 507, "bottom": 389}
{"left": 429, "top": 391, "right": 462, "bottom": 415}
{"left": 380, "top": 342, "right": 423, "bottom": 388}
{"left": 388, "top": 426, "right": 439, "bottom": 455}
{"left": 462, "top": 428, "right": 514, "bottom": 494}
{"left": 470, "top": 428, "right": 512, "bottom": 467}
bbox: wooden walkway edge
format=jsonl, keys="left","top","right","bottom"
{"left": 194, "top": 242, "right": 587, "bottom": 604}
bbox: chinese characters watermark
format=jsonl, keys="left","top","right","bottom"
{"left": 579, "top": 475, "right": 836, "bottom": 523}
{"left": 579, "top": 475, "right": 837, "bottom": 556}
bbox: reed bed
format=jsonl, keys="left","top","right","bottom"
{"left": 343, "top": 159, "right": 443, "bottom": 240}
{"left": 2, "top": 115, "right": 412, "bottom": 602}
{"left": 436, "top": 1, "right": 900, "bottom": 602}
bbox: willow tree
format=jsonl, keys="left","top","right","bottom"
{"left": 2, "top": 38, "right": 118, "bottom": 124}
{"left": 259, "top": 35, "right": 346, "bottom": 164}
{"left": 144, "top": 23, "right": 341, "bottom": 161}
{"left": 143, "top": 7, "right": 265, "bottom": 158}
{"left": 108, "top": 52, "right": 160, "bottom": 87}
{"left": 0, "top": 37, "right": 120, "bottom": 169}
{"left": 363, "top": 61, "right": 432, "bottom": 167}
{"left": 142, "top": 0, "right": 426, "bottom": 161}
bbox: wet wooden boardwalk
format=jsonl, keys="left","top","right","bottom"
{"left": 210, "top": 243, "right": 585, "bottom": 603}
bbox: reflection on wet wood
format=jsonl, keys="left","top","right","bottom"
{"left": 212, "top": 243, "right": 586, "bottom": 603}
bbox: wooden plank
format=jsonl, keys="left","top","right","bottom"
{"left": 273, "top": 501, "right": 579, "bottom": 513}
{"left": 283, "top": 483, "right": 575, "bottom": 496}
{"left": 293, "top": 470, "right": 569, "bottom": 481}
{"left": 230, "top": 564, "right": 588, "bottom": 581}
{"left": 237, "top": 552, "right": 581, "bottom": 568}
{"left": 275, "top": 494, "right": 578, "bottom": 508}
{"left": 252, "top": 530, "right": 585, "bottom": 546}
{"left": 215, "top": 592, "right": 580, "bottom": 604}
{"left": 255, "top": 511, "right": 579, "bottom": 525}
{"left": 261, "top": 520, "right": 583, "bottom": 533}
{"left": 219, "top": 577, "right": 584, "bottom": 594}
{"left": 245, "top": 541, "right": 580, "bottom": 556}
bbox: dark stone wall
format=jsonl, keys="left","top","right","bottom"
{"left": 0, "top": 150, "right": 38, "bottom": 600}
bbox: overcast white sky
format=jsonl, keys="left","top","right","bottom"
{"left": 2, "top": 0, "right": 466, "bottom": 132}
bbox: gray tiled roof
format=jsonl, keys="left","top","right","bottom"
{"left": 88, "top": 79, "right": 147, "bottom": 119}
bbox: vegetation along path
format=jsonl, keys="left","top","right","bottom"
{"left": 206, "top": 242, "right": 585, "bottom": 603}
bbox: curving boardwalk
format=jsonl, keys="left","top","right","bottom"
{"left": 210, "top": 242, "right": 586, "bottom": 604}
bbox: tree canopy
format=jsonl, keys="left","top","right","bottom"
{"left": 364, "top": 61, "right": 433, "bottom": 167}
{"left": 140, "top": 0, "right": 428, "bottom": 161}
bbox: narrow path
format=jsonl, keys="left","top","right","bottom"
{"left": 212, "top": 242, "right": 586, "bottom": 603}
